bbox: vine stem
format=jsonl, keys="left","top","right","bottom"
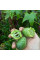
{"left": 34, "top": 21, "right": 40, "bottom": 25}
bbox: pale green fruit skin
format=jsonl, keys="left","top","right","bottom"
{"left": 11, "top": 29, "right": 22, "bottom": 40}
{"left": 22, "top": 27, "right": 35, "bottom": 37}
{"left": 16, "top": 37, "right": 27, "bottom": 50}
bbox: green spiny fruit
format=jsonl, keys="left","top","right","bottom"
{"left": 16, "top": 37, "right": 27, "bottom": 50}
{"left": 11, "top": 29, "right": 22, "bottom": 40}
{"left": 22, "top": 27, "right": 35, "bottom": 37}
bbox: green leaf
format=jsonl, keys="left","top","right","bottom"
{"left": 23, "top": 12, "right": 29, "bottom": 22}
{"left": 10, "top": 10, "right": 15, "bottom": 13}
{"left": 22, "top": 12, "right": 37, "bottom": 26}
{"left": 15, "top": 10, "right": 22, "bottom": 20}
{"left": 4, "top": 10, "right": 22, "bottom": 20}
{"left": 10, "top": 12, "right": 14, "bottom": 19}
{"left": 10, "top": 10, "right": 15, "bottom": 19}
{"left": 5, "top": 10, "right": 15, "bottom": 19}
{"left": 5, "top": 13, "right": 10, "bottom": 19}
{"left": 15, "top": 10, "right": 21, "bottom": 15}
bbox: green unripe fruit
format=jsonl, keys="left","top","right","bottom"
{"left": 16, "top": 37, "right": 27, "bottom": 50}
{"left": 22, "top": 27, "right": 35, "bottom": 37}
{"left": 11, "top": 29, "right": 22, "bottom": 40}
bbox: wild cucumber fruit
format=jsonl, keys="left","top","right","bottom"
{"left": 16, "top": 37, "right": 27, "bottom": 50}
{"left": 11, "top": 29, "right": 22, "bottom": 40}
{"left": 22, "top": 27, "right": 35, "bottom": 37}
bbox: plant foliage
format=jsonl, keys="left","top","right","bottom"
{"left": 22, "top": 12, "right": 37, "bottom": 26}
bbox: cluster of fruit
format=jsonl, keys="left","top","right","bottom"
{"left": 10, "top": 27, "right": 35, "bottom": 50}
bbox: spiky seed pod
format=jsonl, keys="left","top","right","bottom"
{"left": 11, "top": 29, "right": 22, "bottom": 40}
{"left": 16, "top": 37, "right": 27, "bottom": 50}
{"left": 22, "top": 27, "right": 35, "bottom": 37}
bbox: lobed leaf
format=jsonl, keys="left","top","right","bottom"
{"left": 22, "top": 12, "right": 37, "bottom": 26}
